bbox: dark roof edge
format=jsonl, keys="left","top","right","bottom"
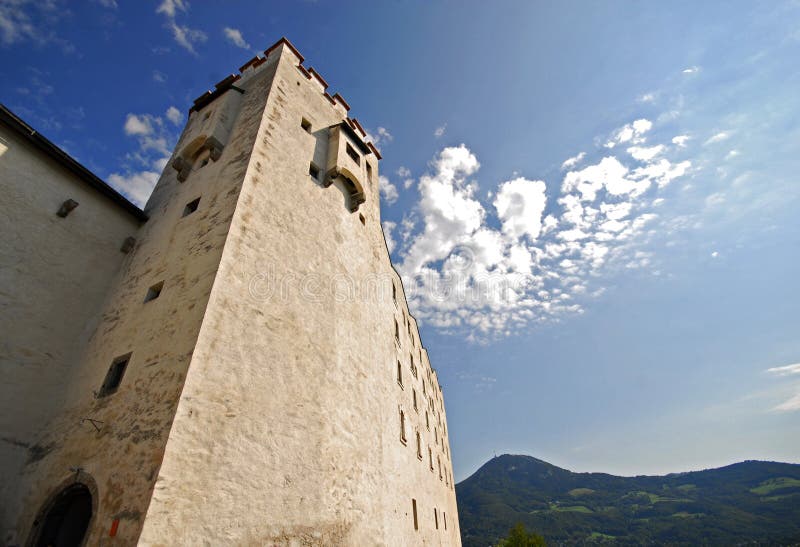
{"left": 0, "top": 104, "right": 148, "bottom": 222}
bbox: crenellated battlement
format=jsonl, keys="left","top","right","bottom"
{"left": 189, "top": 37, "right": 382, "bottom": 160}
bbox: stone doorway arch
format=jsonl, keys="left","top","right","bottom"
{"left": 27, "top": 473, "right": 98, "bottom": 547}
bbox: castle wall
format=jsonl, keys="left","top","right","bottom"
{"left": 2, "top": 37, "right": 460, "bottom": 546}
{"left": 138, "top": 43, "right": 460, "bottom": 545}
{"left": 0, "top": 124, "right": 141, "bottom": 541}
{"left": 2, "top": 56, "right": 280, "bottom": 546}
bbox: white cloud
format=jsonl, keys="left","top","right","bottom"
{"left": 124, "top": 114, "right": 154, "bottom": 136}
{"left": 434, "top": 124, "right": 447, "bottom": 138}
{"left": 601, "top": 201, "right": 632, "bottom": 221}
{"left": 705, "top": 192, "right": 726, "bottom": 207}
{"left": 382, "top": 221, "right": 397, "bottom": 253}
{"left": 396, "top": 167, "right": 414, "bottom": 189}
{"left": 682, "top": 66, "right": 700, "bottom": 74}
{"left": 632, "top": 119, "right": 652, "bottom": 134}
{"left": 638, "top": 92, "right": 656, "bottom": 103}
{"left": 108, "top": 170, "right": 160, "bottom": 208}
{"left": 711, "top": 251, "right": 719, "bottom": 258}
{"left": 223, "top": 26, "right": 250, "bottom": 49}
{"left": 390, "top": 108, "right": 698, "bottom": 338}
{"left": 632, "top": 159, "right": 691, "bottom": 188}
{"left": 93, "top": 0, "right": 118, "bottom": 7}
{"left": 379, "top": 175, "right": 399, "bottom": 205}
{"left": 156, "top": 0, "right": 187, "bottom": 18}
{"left": 558, "top": 228, "right": 591, "bottom": 241}
{"left": 401, "top": 145, "right": 482, "bottom": 273}
{"left": 774, "top": 393, "right": 800, "bottom": 412}
{"left": 563, "top": 156, "right": 649, "bottom": 201}
{"left": 169, "top": 22, "right": 206, "bottom": 54}
{"left": 627, "top": 144, "right": 665, "bottom": 162}
{"left": 493, "top": 177, "right": 547, "bottom": 241}
{"left": 366, "top": 126, "right": 393, "bottom": 147}
{"left": 767, "top": 363, "right": 800, "bottom": 376}
{"left": 605, "top": 119, "right": 652, "bottom": 148}
{"left": 152, "top": 70, "right": 167, "bottom": 83}
{"left": 165, "top": 106, "right": 182, "bottom": 125}
{"left": 156, "top": 0, "right": 206, "bottom": 55}
{"left": 114, "top": 109, "right": 180, "bottom": 206}
{"left": 766, "top": 364, "right": 800, "bottom": 412}
{"left": 561, "top": 152, "right": 586, "bottom": 170}
{"left": 704, "top": 131, "right": 731, "bottom": 145}
{"left": 725, "top": 149, "right": 740, "bottom": 160}
{"left": 0, "top": 0, "right": 74, "bottom": 51}
{"left": 672, "top": 135, "right": 690, "bottom": 147}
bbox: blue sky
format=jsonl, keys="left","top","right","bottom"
{"left": 2, "top": 1, "right": 799, "bottom": 480}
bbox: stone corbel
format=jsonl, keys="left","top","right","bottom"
{"left": 348, "top": 191, "right": 366, "bottom": 213}
{"left": 206, "top": 136, "right": 224, "bottom": 161}
{"left": 172, "top": 156, "right": 192, "bottom": 182}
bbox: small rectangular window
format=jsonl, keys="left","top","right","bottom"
{"left": 301, "top": 118, "right": 312, "bottom": 133}
{"left": 359, "top": 213, "right": 366, "bottom": 226}
{"left": 429, "top": 446, "right": 433, "bottom": 470}
{"left": 413, "top": 389, "right": 418, "bottom": 411}
{"left": 400, "top": 409, "right": 407, "bottom": 444}
{"left": 309, "top": 162, "right": 320, "bottom": 180}
{"left": 416, "top": 431, "right": 422, "bottom": 459}
{"left": 144, "top": 281, "right": 164, "bottom": 303}
{"left": 346, "top": 142, "right": 360, "bottom": 165}
{"left": 434, "top": 508, "right": 438, "bottom": 530}
{"left": 394, "top": 319, "right": 400, "bottom": 343}
{"left": 444, "top": 512, "right": 447, "bottom": 530}
{"left": 397, "top": 361, "right": 403, "bottom": 388}
{"left": 366, "top": 162, "right": 373, "bottom": 181}
{"left": 183, "top": 197, "right": 200, "bottom": 217}
{"left": 392, "top": 283, "right": 397, "bottom": 304}
{"left": 412, "top": 499, "right": 418, "bottom": 531}
{"left": 98, "top": 353, "right": 131, "bottom": 397}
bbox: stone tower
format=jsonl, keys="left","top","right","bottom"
{"left": 0, "top": 38, "right": 460, "bottom": 545}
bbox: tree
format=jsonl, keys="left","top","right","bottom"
{"left": 496, "top": 522, "right": 546, "bottom": 547}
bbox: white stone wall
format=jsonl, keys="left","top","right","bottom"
{"left": 2, "top": 56, "right": 278, "bottom": 545}
{"left": 0, "top": 126, "right": 142, "bottom": 544}
{"left": 139, "top": 43, "right": 460, "bottom": 545}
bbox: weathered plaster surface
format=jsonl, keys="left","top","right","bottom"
{"left": 140, "top": 43, "right": 459, "bottom": 546}
{"left": 0, "top": 127, "right": 141, "bottom": 543}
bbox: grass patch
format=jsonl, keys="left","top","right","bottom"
{"left": 550, "top": 503, "right": 593, "bottom": 513}
{"left": 569, "top": 488, "right": 596, "bottom": 497}
{"left": 671, "top": 511, "right": 704, "bottom": 518}
{"left": 761, "top": 493, "right": 799, "bottom": 502}
{"left": 676, "top": 484, "right": 696, "bottom": 491}
{"left": 587, "top": 531, "right": 617, "bottom": 541}
{"left": 750, "top": 477, "right": 800, "bottom": 495}
{"left": 624, "top": 491, "right": 690, "bottom": 504}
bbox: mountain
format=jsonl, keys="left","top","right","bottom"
{"left": 456, "top": 454, "right": 800, "bottom": 546}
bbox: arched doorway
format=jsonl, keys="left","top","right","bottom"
{"left": 32, "top": 483, "right": 92, "bottom": 547}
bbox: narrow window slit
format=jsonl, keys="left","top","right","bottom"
{"left": 183, "top": 197, "right": 200, "bottom": 217}
{"left": 97, "top": 353, "right": 131, "bottom": 397}
{"left": 144, "top": 281, "right": 164, "bottom": 303}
